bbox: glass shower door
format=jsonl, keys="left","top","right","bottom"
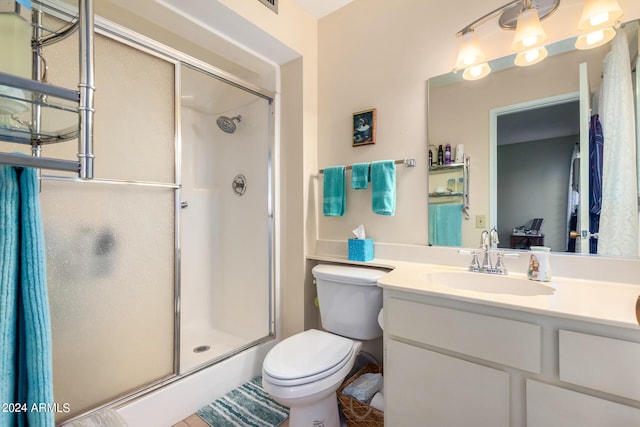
{"left": 179, "top": 65, "right": 274, "bottom": 373}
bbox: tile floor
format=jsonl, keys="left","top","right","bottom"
{"left": 171, "top": 414, "right": 290, "bottom": 427}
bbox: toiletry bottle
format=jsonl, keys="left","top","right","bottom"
{"left": 438, "top": 145, "right": 444, "bottom": 165}
{"left": 429, "top": 149, "right": 433, "bottom": 167}
{"left": 445, "top": 143, "right": 451, "bottom": 164}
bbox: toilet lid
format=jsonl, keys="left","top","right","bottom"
{"left": 312, "top": 264, "right": 387, "bottom": 286}
{"left": 263, "top": 329, "right": 354, "bottom": 385}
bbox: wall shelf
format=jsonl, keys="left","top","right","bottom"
{"left": 429, "top": 191, "right": 464, "bottom": 197}
{"left": 428, "top": 154, "right": 470, "bottom": 218}
{"left": 429, "top": 161, "right": 465, "bottom": 172}
{"left": 0, "top": 71, "right": 80, "bottom": 144}
{"left": 0, "top": 0, "right": 95, "bottom": 178}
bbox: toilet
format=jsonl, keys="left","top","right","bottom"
{"left": 262, "top": 264, "right": 386, "bottom": 427}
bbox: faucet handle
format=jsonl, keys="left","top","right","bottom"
{"left": 494, "top": 251, "right": 519, "bottom": 275}
{"left": 458, "top": 249, "right": 481, "bottom": 272}
{"left": 490, "top": 227, "right": 499, "bottom": 248}
{"left": 494, "top": 252, "right": 507, "bottom": 275}
{"left": 469, "top": 251, "right": 480, "bottom": 272}
{"left": 480, "top": 229, "right": 489, "bottom": 250}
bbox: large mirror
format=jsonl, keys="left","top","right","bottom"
{"left": 427, "top": 19, "right": 639, "bottom": 258}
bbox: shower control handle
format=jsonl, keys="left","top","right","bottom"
{"left": 181, "top": 201, "right": 189, "bottom": 209}
{"left": 232, "top": 174, "right": 247, "bottom": 196}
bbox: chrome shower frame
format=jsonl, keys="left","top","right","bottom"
{"left": 41, "top": 5, "right": 277, "bottom": 423}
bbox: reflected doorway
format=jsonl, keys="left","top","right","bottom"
{"left": 494, "top": 97, "right": 580, "bottom": 253}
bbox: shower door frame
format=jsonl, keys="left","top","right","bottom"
{"left": 175, "top": 61, "right": 277, "bottom": 374}
{"left": 44, "top": 6, "right": 277, "bottom": 421}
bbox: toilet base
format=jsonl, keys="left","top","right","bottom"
{"left": 288, "top": 391, "right": 340, "bottom": 427}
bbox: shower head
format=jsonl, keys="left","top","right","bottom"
{"left": 216, "top": 115, "right": 242, "bottom": 134}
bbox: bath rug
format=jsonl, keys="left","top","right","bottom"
{"left": 64, "top": 408, "right": 127, "bottom": 426}
{"left": 197, "top": 376, "right": 289, "bottom": 427}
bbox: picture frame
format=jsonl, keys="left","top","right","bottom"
{"left": 352, "top": 108, "right": 376, "bottom": 146}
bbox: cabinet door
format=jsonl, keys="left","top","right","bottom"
{"left": 386, "top": 339, "right": 509, "bottom": 427}
{"left": 527, "top": 380, "right": 640, "bottom": 427}
{"left": 559, "top": 330, "right": 640, "bottom": 401}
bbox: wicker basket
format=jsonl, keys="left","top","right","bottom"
{"left": 337, "top": 363, "right": 384, "bottom": 427}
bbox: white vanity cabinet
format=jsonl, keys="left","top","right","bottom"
{"left": 383, "top": 290, "right": 640, "bottom": 427}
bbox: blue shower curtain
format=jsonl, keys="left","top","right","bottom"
{"left": 589, "top": 114, "right": 603, "bottom": 254}
{"left": 0, "top": 165, "right": 54, "bottom": 427}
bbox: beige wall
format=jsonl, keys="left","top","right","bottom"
{"left": 316, "top": 0, "right": 640, "bottom": 247}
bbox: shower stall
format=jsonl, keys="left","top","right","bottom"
{"left": 8, "top": 3, "right": 276, "bottom": 423}
{"left": 178, "top": 64, "right": 274, "bottom": 373}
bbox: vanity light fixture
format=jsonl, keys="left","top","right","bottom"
{"left": 454, "top": 30, "right": 492, "bottom": 81}
{"left": 511, "top": 6, "right": 548, "bottom": 51}
{"left": 575, "top": 0, "right": 623, "bottom": 50}
{"left": 454, "top": 30, "right": 486, "bottom": 70}
{"left": 462, "top": 62, "right": 492, "bottom": 80}
{"left": 454, "top": 0, "right": 559, "bottom": 80}
{"left": 511, "top": 2, "right": 549, "bottom": 66}
{"left": 577, "top": 0, "right": 623, "bottom": 30}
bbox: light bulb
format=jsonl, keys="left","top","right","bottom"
{"left": 575, "top": 27, "right": 616, "bottom": 50}
{"left": 514, "top": 46, "right": 548, "bottom": 66}
{"left": 463, "top": 55, "right": 477, "bottom": 66}
{"left": 577, "top": 0, "right": 623, "bottom": 31}
{"left": 589, "top": 12, "right": 610, "bottom": 27}
{"left": 522, "top": 35, "right": 538, "bottom": 47}
{"left": 454, "top": 31, "right": 486, "bottom": 70}
{"left": 462, "top": 63, "right": 491, "bottom": 81}
{"left": 511, "top": 8, "right": 548, "bottom": 52}
{"left": 469, "top": 65, "right": 483, "bottom": 77}
{"left": 525, "top": 49, "right": 540, "bottom": 63}
{"left": 586, "top": 30, "right": 605, "bottom": 45}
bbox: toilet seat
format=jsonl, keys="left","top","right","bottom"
{"left": 263, "top": 329, "right": 355, "bottom": 386}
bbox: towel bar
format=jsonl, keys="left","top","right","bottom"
{"left": 319, "top": 158, "right": 415, "bottom": 174}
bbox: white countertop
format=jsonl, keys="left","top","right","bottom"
{"left": 309, "top": 255, "right": 640, "bottom": 331}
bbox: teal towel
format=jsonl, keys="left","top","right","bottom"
{"left": 0, "top": 165, "right": 54, "bottom": 427}
{"left": 323, "top": 166, "right": 346, "bottom": 216}
{"left": 428, "top": 203, "right": 463, "bottom": 246}
{"left": 371, "top": 160, "right": 396, "bottom": 216}
{"left": 351, "top": 162, "right": 370, "bottom": 189}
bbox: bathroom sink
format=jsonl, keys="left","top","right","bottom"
{"left": 423, "top": 271, "right": 555, "bottom": 296}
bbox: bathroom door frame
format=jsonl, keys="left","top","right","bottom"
{"left": 489, "top": 91, "right": 583, "bottom": 251}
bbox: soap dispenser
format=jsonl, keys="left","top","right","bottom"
{"left": 528, "top": 246, "right": 551, "bottom": 282}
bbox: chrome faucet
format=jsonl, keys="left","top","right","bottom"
{"left": 480, "top": 229, "right": 493, "bottom": 273}
{"left": 464, "top": 228, "right": 517, "bottom": 274}
{"left": 478, "top": 228, "right": 501, "bottom": 273}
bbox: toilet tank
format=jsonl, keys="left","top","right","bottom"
{"left": 312, "top": 264, "right": 387, "bottom": 340}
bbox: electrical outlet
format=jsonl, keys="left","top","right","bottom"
{"left": 476, "top": 215, "right": 487, "bottom": 229}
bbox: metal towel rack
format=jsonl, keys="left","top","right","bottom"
{"left": 319, "top": 158, "right": 416, "bottom": 174}
{"left": 0, "top": 0, "right": 95, "bottom": 179}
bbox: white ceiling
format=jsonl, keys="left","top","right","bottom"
{"left": 497, "top": 101, "right": 580, "bottom": 146}
{"left": 293, "top": 0, "right": 354, "bottom": 18}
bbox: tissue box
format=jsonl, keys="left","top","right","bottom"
{"left": 348, "top": 238, "right": 374, "bottom": 261}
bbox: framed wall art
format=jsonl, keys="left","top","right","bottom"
{"left": 353, "top": 108, "right": 376, "bottom": 146}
